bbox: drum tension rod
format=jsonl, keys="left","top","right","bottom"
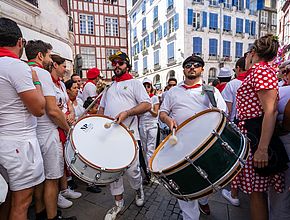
{"left": 70, "top": 150, "right": 79, "bottom": 165}
{"left": 185, "top": 156, "right": 220, "bottom": 193}
{"left": 212, "top": 130, "right": 246, "bottom": 167}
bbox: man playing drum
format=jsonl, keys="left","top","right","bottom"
{"left": 159, "top": 55, "right": 227, "bottom": 220}
{"left": 98, "top": 51, "right": 151, "bottom": 220}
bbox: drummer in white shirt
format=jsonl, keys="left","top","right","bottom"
{"left": 159, "top": 55, "right": 227, "bottom": 220}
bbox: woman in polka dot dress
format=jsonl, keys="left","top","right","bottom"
{"left": 232, "top": 35, "right": 283, "bottom": 220}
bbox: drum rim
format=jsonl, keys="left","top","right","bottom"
{"left": 149, "top": 108, "right": 225, "bottom": 173}
{"left": 70, "top": 114, "right": 138, "bottom": 172}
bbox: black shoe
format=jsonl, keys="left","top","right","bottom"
{"left": 68, "top": 179, "right": 78, "bottom": 190}
{"left": 86, "top": 185, "right": 102, "bottom": 193}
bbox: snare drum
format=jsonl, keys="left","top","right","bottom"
{"left": 150, "top": 109, "right": 249, "bottom": 201}
{"left": 65, "top": 115, "right": 137, "bottom": 184}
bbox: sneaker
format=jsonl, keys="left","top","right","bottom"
{"left": 58, "top": 194, "right": 73, "bottom": 209}
{"left": 86, "top": 185, "right": 102, "bottom": 193}
{"left": 198, "top": 202, "right": 210, "bottom": 215}
{"left": 221, "top": 189, "right": 240, "bottom": 206}
{"left": 61, "top": 188, "right": 82, "bottom": 199}
{"left": 135, "top": 186, "right": 144, "bottom": 207}
{"left": 104, "top": 205, "right": 125, "bottom": 220}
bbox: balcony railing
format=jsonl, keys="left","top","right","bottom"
{"left": 25, "top": 0, "right": 38, "bottom": 7}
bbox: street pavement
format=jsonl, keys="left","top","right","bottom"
{"left": 59, "top": 177, "right": 251, "bottom": 220}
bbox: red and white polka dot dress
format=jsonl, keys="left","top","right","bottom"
{"left": 232, "top": 61, "right": 284, "bottom": 193}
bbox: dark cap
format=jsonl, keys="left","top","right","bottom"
{"left": 109, "top": 51, "right": 130, "bottom": 64}
{"left": 182, "top": 55, "right": 205, "bottom": 68}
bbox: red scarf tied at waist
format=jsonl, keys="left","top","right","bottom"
{"left": 115, "top": 72, "right": 133, "bottom": 82}
{"left": 0, "top": 47, "right": 19, "bottom": 59}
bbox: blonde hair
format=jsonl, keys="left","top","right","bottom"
{"left": 253, "top": 34, "right": 279, "bottom": 62}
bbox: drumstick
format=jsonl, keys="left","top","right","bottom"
{"left": 104, "top": 119, "right": 117, "bottom": 129}
{"left": 169, "top": 127, "right": 178, "bottom": 145}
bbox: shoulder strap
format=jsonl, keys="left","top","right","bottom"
{"left": 202, "top": 84, "right": 217, "bottom": 108}
{"left": 282, "top": 99, "right": 290, "bottom": 131}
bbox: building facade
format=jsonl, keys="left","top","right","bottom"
{"left": 257, "top": 0, "right": 277, "bottom": 37}
{"left": 129, "top": 0, "right": 259, "bottom": 88}
{"left": 278, "top": 0, "right": 290, "bottom": 59}
{"left": 70, "top": 0, "right": 128, "bottom": 79}
{"left": 0, "top": 0, "right": 74, "bottom": 77}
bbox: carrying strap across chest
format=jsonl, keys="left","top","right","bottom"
{"left": 202, "top": 84, "right": 217, "bottom": 108}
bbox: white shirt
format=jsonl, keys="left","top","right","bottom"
{"left": 82, "top": 82, "right": 97, "bottom": 101}
{"left": 33, "top": 66, "right": 58, "bottom": 133}
{"left": 139, "top": 95, "right": 159, "bottom": 124}
{"left": 100, "top": 79, "right": 151, "bottom": 140}
{"left": 73, "top": 98, "right": 85, "bottom": 119}
{"left": 277, "top": 86, "right": 290, "bottom": 121}
{"left": 0, "top": 57, "right": 37, "bottom": 139}
{"left": 160, "top": 82, "right": 227, "bottom": 126}
{"left": 221, "top": 79, "right": 242, "bottom": 121}
{"left": 54, "top": 81, "right": 69, "bottom": 114}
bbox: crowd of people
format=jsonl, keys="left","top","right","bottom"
{"left": 0, "top": 16, "right": 290, "bottom": 220}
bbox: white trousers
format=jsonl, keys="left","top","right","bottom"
{"left": 269, "top": 133, "right": 290, "bottom": 220}
{"left": 177, "top": 197, "right": 208, "bottom": 220}
{"left": 110, "top": 152, "right": 142, "bottom": 196}
{"left": 139, "top": 122, "right": 158, "bottom": 164}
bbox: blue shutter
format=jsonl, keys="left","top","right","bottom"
{"left": 232, "top": 0, "right": 238, "bottom": 6}
{"left": 158, "top": 26, "right": 162, "bottom": 40}
{"left": 251, "top": 21, "right": 256, "bottom": 35}
{"left": 246, "top": 0, "right": 250, "bottom": 9}
{"left": 142, "top": 1, "right": 146, "bottom": 13}
{"left": 241, "top": 0, "right": 244, "bottom": 10}
{"left": 224, "top": 15, "right": 231, "bottom": 31}
{"left": 164, "top": 22, "right": 168, "bottom": 37}
{"left": 209, "top": 39, "right": 217, "bottom": 56}
{"left": 188, "top": 9, "right": 193, "bottom": 25}
{"left": 209, "top": 13, "right": 218, "bottom": 29}
{"left": 150, "top": 32, "right": 154, "bottom": 45}
{"left": 214, "top": 14, "right": 218, "bottom": 28}
{"left": 146, "top": 35, "right": 149, "bottom": 47}
{"left": 257, "top": 0, "right": 264, "bottom": 10}
{"left": 236, "top": 18, "right": 243, "bottom": 33}
{"left": 167, "top": 43, "right": 174, "bottom": 60}
{"left": 154, "top": 50, "right": 160, "bottom": 65}
{"left": 235, "top": 42, "right": 243, "bottom": 58}
{"left": 193, "top": 37, "right": 202, "bottom": 55}
{"left": 174, "top": 13, "right": 179, "bottom": 30}
{"left": 209, "top": 13, "right": 213, "bottom": 28}
{"left": 202, "top": 12, "right": 207, "bottom": 27}
{"left": 223, "top": 41, "right": 230, "bottom": 57}
{"left": 143, "top": 56, "right": 147, "bottom": 69}
{"left": 140, "top": 40, "right": 143, "bottom": 51}
{"left": 245, "top": 19, "right": 250, "bottom": 33}
{"left": 137, "top": 42, "right": 140, "bottom": 53}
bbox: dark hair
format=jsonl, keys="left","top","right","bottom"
{"left": 64, "top": 79, "right": 77, "bottom": 90}
{"left": 51, "top": 54, "right": 65, "bottom": 65}
{"left": 83, "top": 97, "right": 94, "bottom": 109}
{"left": 71, "top": 73, "right": 80, "bottom": 80}
{"left": 167, "top": 78, "right": 177, "bottom": 84}
{"left": 235, "top": 57, "right": 246, "bottom": 71}
{"left": 25, "top": 40, "right": 53, "bottom": 60}
{"left": 212, "top": 79, "right": 220, "bottom": 87}
{"left": 0, "top": 17, "right": 22, "bottom": 47}
{"left": 218, "top": 76, "right": 231, "bottom": 83}
{"left": 253, "top": 34, "right": 279, "bottom": 62}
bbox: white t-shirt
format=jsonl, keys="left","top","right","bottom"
{"left": 139, "top": 95, "right": 159, "bottom": 124}
{"left": 160, "top": 82, "right": 227, "bottom": 126}
{"left": 0, "top": 57, "right": 37, "bottom": 139}
{"left": 54, "top": 81, "right": 69, "bottom": 114}
{"left": 32, "top": 66, "right": 58, "bottom": 133}
{"left": 100, "top": 79, "right": 151, "bottom": 140}
{"left": 73, "top": 98, "right": 85, "bottom": 119}
{"left": 82, "top": 82, "right": 97, "bottom": 101}
{"left": 277, "top": 86, "right": 290, "bottom": 122}
{"left": 221, "top": 79, "right": 242, "bottom": 121}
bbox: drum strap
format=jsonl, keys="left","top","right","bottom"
{"left": 202, "top": 85, "right": 217, "bottom": 108}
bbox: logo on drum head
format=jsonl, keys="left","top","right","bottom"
{"left": 80, "top": 123, "right": 94, "bottom": 133}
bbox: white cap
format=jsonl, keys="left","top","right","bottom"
{"left": 143, "top": 78, "right": 152, "bottom": 84}
{"left": 218, "top": 67, "right": 232, "bottom": 78}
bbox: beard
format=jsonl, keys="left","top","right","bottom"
{"left": 43, "top": 62, "right": 52, "bottom": 72}
{"left": 185, "top": 70, "right": 201, "bottom": 80}
{"left": 114, "top": 67, "right": 127, "bottom": 77}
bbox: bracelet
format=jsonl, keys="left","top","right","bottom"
{"left": 33, "top": 81, "right": 41, "bottom": 85}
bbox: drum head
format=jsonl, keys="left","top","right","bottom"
{"left": 152, "top": 110, "right": 223, "bottom": 172}
{"left": 71, "top": 115, "right": 136, "bottom": 170}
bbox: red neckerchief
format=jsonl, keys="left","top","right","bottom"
{"left": 236, "top": 72, "right": 248, "bottom": 81}
{"left": 149, "top": 93, "right": 154, "bottom": 98}
{"left": 115, "top": 72, "right": 133, "bottom": 82}
{"left": 182, "top": 84, "right": 202, "bottom": 90}
{"left": 83, "top": 79, "right": 96, "bottom": 90}
{"left": 27, "top": 60, "right": 44, "bottom": 68}
{"left": 0, "top": 47, "right": 19, "bottom": 59}
{"left": 51, "top": 74, "right": 61, "bottom": 86}
{"left": 215, "top": 83, "right": 227, "bottom": 92}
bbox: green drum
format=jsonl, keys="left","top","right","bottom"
{"left": 149, "top": 109, "right": 249, "bottom": 201}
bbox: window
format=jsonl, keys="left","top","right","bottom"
{"left": 208, "top": 68, "right": 217, "bottom": 82}
{"left": 167, "top": 70, "right": 175, "bottom": 79}
{"left": 209, "top": 39, "right": 217, "bottom": 56}
{"left": 84, "top": 0, "right": 94, "bottom": 2}
{"left": 142, "top": 18, "right": 146, "bottom": 32}
{"left": 142, "top": 0, "right": 146, "bottom": 13}
{"left": 25, "top": 0, "right": 38, "bottom": 7}
{"left": 223, "top": 41, "right": 231, "bottom": 57}
{"left": 224, "top": 15, "right": 231, "bottom": 31}
{"left": 104, "top": 0, "right": 117, "bottom": 4}
{"left": 236, "top": 0, "right": 244, "bottom": 11}
{"left": 153, "top": 6, "right": 158, "bottom": 23}
{"left": 224, "top": 0, "right": 231, "bottom": 9}
{"left": 154, "top": 50, "right": 160, "bottom": 65}
{"left": 153, "top": 74, "right": 160, "bottom": 85}
{"left": 167, "top": 42, "right": 174, "bottom": 62}
{"left": 133, "top": 28, "right": 137, "bottom": 40}
{"left": 134, "top": 61, "right": 138, "bottom": 73}
{"left": 202, "top": 12, "right": 207, "bottom": 27}
{"left": 168, "top": 17, "right": 174, "bottom": 34}
{"left": 80, "top": 14, "right": 94, "bottom": 34}
{"left": 209, "top": 13, "right": 218, "bottom": 30}
{"left": 236, "top": 42, "right": 243, "bottom": 58}
{"left": 105, "top": 17, "right": 118, "bottom": 36}
{"left": 272, "top": 13, "right": 277, "bottom": 26}
{"left": 133, "top": 43, "right": 139, "bottom": 55}
{"left": 250, "top": 21, "right": 256, "bottom": 36}
{"left": 209, "top": 0, "right": 217, "bottom": 6}
{"left": 167, "top": 0, "right": 174, "bottom": 11}
{"left": 261, "top": 11, "right": 268, "bottom": 24}
{"left": 132, "top": 12, "right": 136, "bottom": 22}
{"left": 106, "top": 49, "right": 118, "bottom": 69}
{"left": 245, "top": 19, "right": 250, "bottom": 33}
{"left": 193, "top": 37, "right": 202, "bottom": 56}
{"left": 236, "top": 18, "right": 243, "bottom": 34}
{"left": 141, "top": 36, "right": 149, "bottom": 51}
{"left": 143, "top": 56, "right": 148, "bottom": 72}
{"left": 193, "top": 12, "right": 201, "bottom": 29}
{"left": 80, "top": 47, "right": 96, "bottom": 69}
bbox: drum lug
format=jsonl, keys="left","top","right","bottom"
{"left": 71, "top": 157, "right": 76, "bottom": 164}
{"left": 168, "top": 179, "right": 179, "bottom": 191}
{"left": 83, "top": 165, "right": 87, "bottom": 170}
{"left": 95, "top": 172, "right": 101, "bottom": 181}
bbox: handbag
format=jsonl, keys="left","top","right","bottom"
{"left": 243, "top": 116, "right": 289, "bottom": 176}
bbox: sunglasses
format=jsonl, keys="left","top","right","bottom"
{"left": 168, "top": 83, "right": 176, "bottom": 87}
{"left": 112, "top": 60, "right": 125, "bottom": 66}
{"left": 184, "top": 62, "right": 202, "bottom": 69}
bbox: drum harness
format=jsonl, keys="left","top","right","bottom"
{"left": 156, "top": 85, "right": 247, "bottom": 200}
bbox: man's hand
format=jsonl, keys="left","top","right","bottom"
{"left": 115, "top": 111, "right": 129, "bottom": 124}
{"left": 168, "top": 118, "right": 178, "bottom": 131}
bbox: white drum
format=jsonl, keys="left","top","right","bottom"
{"left": 65, "top": 115, "right": 137, "bottom": 184}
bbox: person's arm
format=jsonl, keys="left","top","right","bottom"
{"left": 45, "top": 96, "right": 70, "bottom": 132}
{"left": 225, "top": 101, "right": 233, "bottom": 118}
{"left": 98, "top": 106, "right": 104, "bottom": 115}
{"left": 254, "top": 89, "right": 278, "bottom": 168}
{"left": 66, "top": 100, "right": 75, "bottom": 125}
{"left": 149, "top": 103, "right": 160, "bottom": 117}
{"left": 115, "top": 102, "right": 151, "bottom": 124}
{"left": 159, "top": 111, "right": 177, "bottom": 131}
